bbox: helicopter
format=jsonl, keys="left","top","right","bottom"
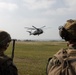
{"left": 24, "top": 26, "right": 46, "bottom": 36}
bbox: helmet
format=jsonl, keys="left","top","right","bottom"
{"left": 0, "top": 30, "right": 11, "bottom": 46}
{"left": 59, "top": 19, "right": 76, "bottom": 41}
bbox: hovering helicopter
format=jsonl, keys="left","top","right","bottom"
{"left": 24, "top": 26, "right": 46, "bottom": 36}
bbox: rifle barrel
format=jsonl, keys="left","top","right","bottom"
{"left": 11, "top": 39, "right": 16, "bottom": 61}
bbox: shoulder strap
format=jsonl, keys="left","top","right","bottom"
{"left": 54, "top": 48, "right": 68, "bottom": 63}
{"left": 67, "top": 49, "right": 76, "bottom": 57}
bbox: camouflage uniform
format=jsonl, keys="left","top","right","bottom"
{"left": 46, "top": 19, "right": 76, "bottom": 75}
{"left": 47, "top": 46, "right": 76, "bottom": 75}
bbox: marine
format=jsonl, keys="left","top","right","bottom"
{"left": 46, "top": 19, "right": 76, "bottom": 75}
{"left": 0, "top": 30, "right": 18, "bottom": 75}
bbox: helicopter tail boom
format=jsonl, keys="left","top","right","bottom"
{"left": 27, "top": 31, "right": 32, "bottom": 35}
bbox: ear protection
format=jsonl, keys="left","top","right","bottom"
{"left": 59, "top": 26, "right": 70, "bottom": 41}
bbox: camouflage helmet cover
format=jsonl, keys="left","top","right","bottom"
{"left": 0, "top": 30, "right": 11, "bottom": 45}
{"left": 64, "top": 19, "right": 76, "bottom": 40}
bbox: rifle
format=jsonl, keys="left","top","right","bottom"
{"left": 11, "top": 39, "right": 16, "bottom": 62}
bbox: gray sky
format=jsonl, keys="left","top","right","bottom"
{"left": 0, "top": 0, "right": 76, "bottom": 40}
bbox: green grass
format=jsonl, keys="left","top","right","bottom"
{"left": 5, "top": 41, "right": 67, "bottom": 75}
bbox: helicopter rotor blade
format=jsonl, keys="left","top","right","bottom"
{"left": 32, "top": 26, "right": 38, "bottom": 29}
{"left": 24, "top": 27, "right": 35, "bottom": 30}
{"left": 40, "top": 26, "right": 46, "bottom": 29}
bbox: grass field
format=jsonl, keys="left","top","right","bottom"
{"left": 5, "top": 41, "right": 67, "bottom": 75}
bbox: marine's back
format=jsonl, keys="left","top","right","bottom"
{"left": 46, "top": 19, "right": 76, "bottom": 75}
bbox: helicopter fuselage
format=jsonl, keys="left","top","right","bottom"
{"left": 33, "top": 29, "right": 43, "bottom": 35}
{"left": 25, "top": 26, "right": 45, "bottom": 36}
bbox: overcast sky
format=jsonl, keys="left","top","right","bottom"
{"left": 0, "top": 0, "right": 76, "bottom": 40}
